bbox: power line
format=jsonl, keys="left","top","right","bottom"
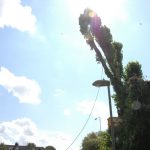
{"left": 65, "top": 88, "right": 100, "bottom": 150}
{"left": 65, "top": 64, "right": 104, "bottom": 150}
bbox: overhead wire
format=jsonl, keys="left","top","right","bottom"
{"left": 65, "top": 87, "right": 100, "bottom": 150}
{"left": 65, "top": 65, "right": 104, "bottom": 150}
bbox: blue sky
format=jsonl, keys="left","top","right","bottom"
{"left": 0, "top": 0, "right": 150, "bottom": 149}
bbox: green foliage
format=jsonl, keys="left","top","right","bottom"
{"left": 81, "top": 132, "right": 99, "bottom": 150}
{"left": 79, "top": 9, "right": 93, "bottom": 36}
{"left": 79, "top": 9, "right": 113, "bottom": 62}
{"left": 0, "top": 143, "right": 7, "bottom": 150}
{"left": 121, "top": 79, "right": 150, "bottom": 150}
{"left": 115, "top": 62, "right": 150, "bottom": 150}
{"left": 45, "top": 146, "right": 56, "bottom": 150}
{"left": 26, "top": 143, "right": 36, "bottom": 150}
{"left": 112, "top": 42, "right": 123, "bottom": 78}
{"left": 81, "top": 131, "right": 111, "bottom": 150}
{"left": 97, "top": 25, "right": 113, "bottom": 48}
{"left": 99, "top": 132, "right": 111, "bottom": 150}
{"left": 79, "top": 9, "right": 124, "bottom": 116}
{"left": 124, "top": 61, "right": 143, "bottom": 81}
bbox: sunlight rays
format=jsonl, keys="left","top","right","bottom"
{"left": 67, "top": 0, "right": 128, "bottom": 25}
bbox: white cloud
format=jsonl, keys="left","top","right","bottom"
{"left": 64, "top": 109, "right": 71, "bottom": 116}
{"left": 0, "top": 118, "right": 74, "bottom": 150}
{"left": 54, "top": 89, "right": 65, "bottom": 97}
{"left": 76, "top": 100, "right": 110, "bottom": 130}
{"left": 0, "top": 0, "right": 37, "bottom": 33}
{"left": 0, "top": 66, "right": 41, "bottom": 104}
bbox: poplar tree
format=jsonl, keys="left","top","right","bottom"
{"left": 79, "top": 8, "right": 150, "bottom": 150}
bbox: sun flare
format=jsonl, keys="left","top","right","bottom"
{"left": 67, "top": 0, "right": 128, "bottom": 25}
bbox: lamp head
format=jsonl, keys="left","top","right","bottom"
{"left": 92, "top": 80, "right": 110, "bottom": 87}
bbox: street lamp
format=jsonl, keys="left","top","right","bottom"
{"left": 92, "top": 79, "right": 116, "bottom": 150}
{"left": 95, "top": 116, "right": 101, "bottom": 132}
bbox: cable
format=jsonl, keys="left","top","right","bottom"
{"left": 65, "top": 87, "right": 100, "bottom": 150}
{"left": 65, "top": 64, "right": 104, "bottom": 150}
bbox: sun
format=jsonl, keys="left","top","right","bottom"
{"left": 67, "top": 0, "right": 127, "bottom": 25}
